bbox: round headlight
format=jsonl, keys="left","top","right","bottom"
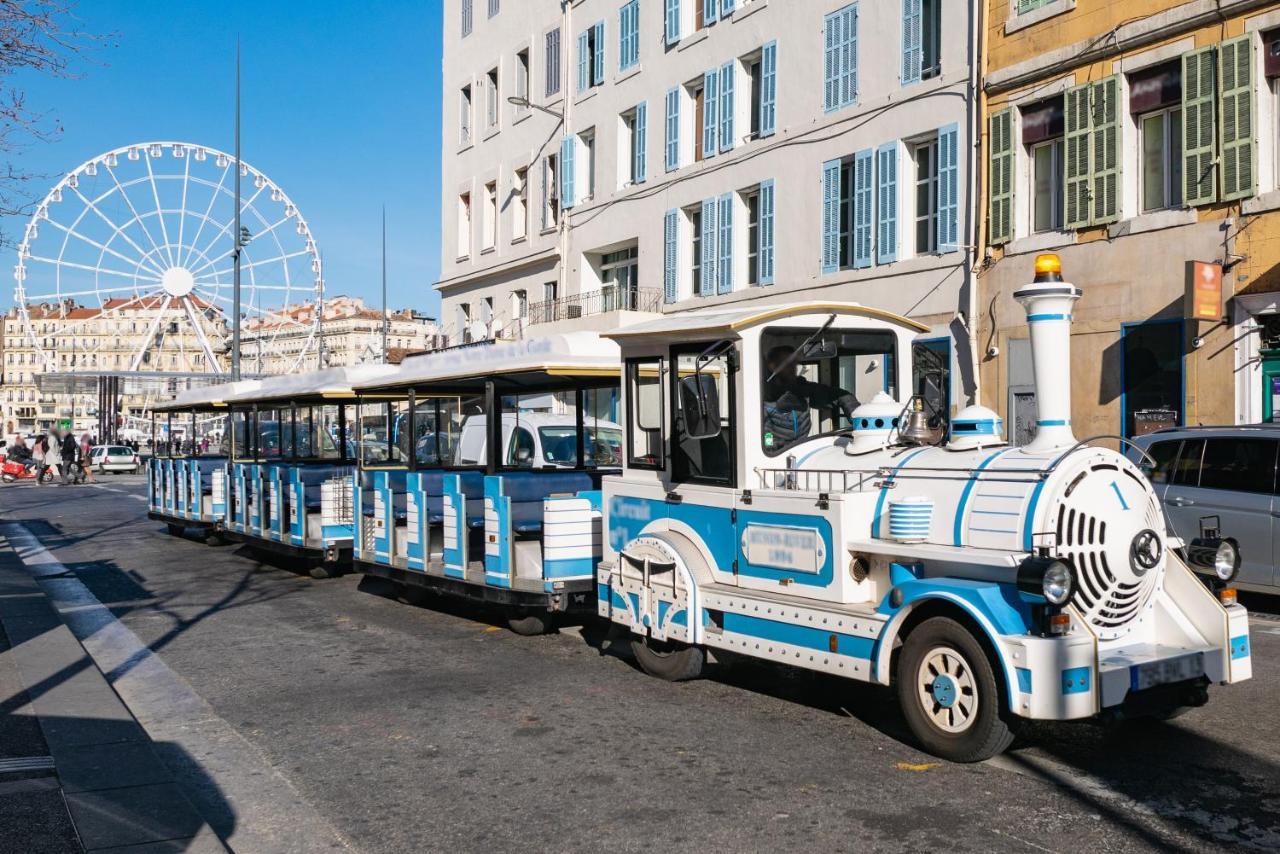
{"left": 1214, "top": 540, "right": 1240, "bottom": 582}
{"left": 1043, "top": 561, "right": 1074, "bottom": 606}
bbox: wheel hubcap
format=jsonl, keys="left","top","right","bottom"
{"left": 917, "top": 646, "right": 978, "bottom": 733}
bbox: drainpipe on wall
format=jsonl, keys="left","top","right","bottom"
{"left": 961, "top": 0, "right": 988, "bottom": 409}
{"left": 558, "top": 0, "right": 573, "bottom": 317}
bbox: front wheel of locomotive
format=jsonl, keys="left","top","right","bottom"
{"left": 896, "top": 617, "right": 1015, "bottom": 762}
{"left": 631, "top": 635, "right": 705, "bottom": 681}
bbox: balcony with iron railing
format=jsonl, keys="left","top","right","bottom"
{"left": 527, "top": 287, "right": 662, "bottom": 326}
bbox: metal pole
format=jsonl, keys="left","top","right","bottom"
{"left": 232, "top": 39, "right": 242, "bottom": 380}
{"left": 381, "top": 205, "right": 388, "bottom": 362}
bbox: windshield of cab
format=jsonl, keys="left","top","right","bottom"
{"left": 760, "top": 326, "right": 897, "bottom": 456}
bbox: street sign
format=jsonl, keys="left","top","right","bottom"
{"left": 1186, "top": 260, "right": 1223, "bottom": 321}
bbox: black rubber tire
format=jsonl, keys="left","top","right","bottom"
{"left": 309, "top": 563, "right": 340, "bottom": 580}
{"left": 896, "top": 616, "right": 1015, "bottom": 763}
{"left": 631, "top": 635, "right": 705, "bottom": 681}
{"left": 166, "top": 523, "right": 184, "bottom": 536}
{"left": 507, "top": 611, "right": 555, "bottom": 636}
{"left": 1, "top": 474, "right": 13, "bottom": 483}
{"left": 40, "top": 470, "right": 54, "bottom": 484}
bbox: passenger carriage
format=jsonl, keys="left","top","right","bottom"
{"left": 148, "top": 384, "right": 244, "bottom": 538}
{"left": 596, "top": 256, "right": 1251, "bottom": 762}
{"left": 348, "top": 333, "right": 622, "bottom": 634}
{"left": 217, "top": 365, "right": 395, "bottom": 577}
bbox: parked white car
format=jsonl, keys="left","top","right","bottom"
{"left": 89, "top": 445, "right": 141, "bottom": 474}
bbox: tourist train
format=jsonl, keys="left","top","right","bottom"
{"left": 147, "top": 256, "right": 1252, "bottom": 761}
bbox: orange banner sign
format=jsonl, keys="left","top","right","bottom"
{"left": 1187, "top": 261, "right": 1223, "bottom": 321}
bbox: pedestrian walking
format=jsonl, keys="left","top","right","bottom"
{"left": 80, "top": 433, "right": 96, "bottom": 483}
{"left": 31, "top": 435, "right": 47, "bottom": 485}
{"left": 61, "top": 431, "right": 81, "bottom": 485}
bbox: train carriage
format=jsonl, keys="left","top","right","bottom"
{"left": 215, "top": 365, "right": 396, "bottom": 577}
{"left": 596, "top": 256, "right": 1251, "bottom": 762}
{"left": 349, "top": 333, "right": 622, "bottom": 633}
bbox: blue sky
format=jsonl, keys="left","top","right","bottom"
{"left": 0, "top": 0, "right": 444, "bottom": 318}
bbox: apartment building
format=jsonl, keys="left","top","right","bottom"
{"left": 242, "top": 295, "right": 440, "bottom": 373}
{"left": 439, "top": 0, "right": 983, "bottom": 413}
{"left": 979, "top": 0, "right": 1280, "bottom": 441}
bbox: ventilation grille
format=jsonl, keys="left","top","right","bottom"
{"left": 1057, "top": 467, "right": 1162, "bottom": 638}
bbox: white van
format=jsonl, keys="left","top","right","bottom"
{"left": 453, "top": 412, "right": 623, "bottom": 468}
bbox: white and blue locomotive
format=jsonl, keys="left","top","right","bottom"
{"left": 597, "top": 255, "right": 1251, "bottom": 761}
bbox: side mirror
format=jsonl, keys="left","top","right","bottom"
{"left": 679, "top": 374, "right": 721, "bottom": 440}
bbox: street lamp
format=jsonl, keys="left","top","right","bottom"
{"left": 507, "top": 95, "right": 564, "bottom": 120}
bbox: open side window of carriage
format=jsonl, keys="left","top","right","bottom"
{"left": 670, "top": 339, "right": 737, "bottom": 487}
{"left": 626, "top": 357, "right": 665, "bottom": 471}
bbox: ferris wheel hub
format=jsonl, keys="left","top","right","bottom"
{"left": 161, "top": 266, "right": 196, "bottom": 298}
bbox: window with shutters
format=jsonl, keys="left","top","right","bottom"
{"left": 620, "top": 0, "right": 639, "bottom": 71}
{"left": 1063, "top": 76, "right": 1121, "bottom": 228}
{"left": 545, "top": 28, "right": 562, "bottom": 97}
{"left": 462, "top": 0, "right": 473, "bottom": 36}
{"left": 664, "top": 210, "right": 680, "bottom": 303}
{"left": 486, "top": 67, "right": 499, "bottom": 129}
{"left": 513, "top": 167, "right": 528, "bottom": 241}
{"left": 457, "top": 193, "right": 472, "bottom": 259}
{"left": 580, "top": 128, "right": 597, "bottom": 201}
{"left": 482, "top": 181, "right": 497, "bottom": 251}
{"left": 759, "top": 179, "right": 775, "bottom": 285}
{"left": 703, "top": 69, "right": 719, "bottom": 159}
{"left": 542, "top": 154, "right": 559, "bottom": 230}
{"left": 912, "top": 138, "right": 939, "bottom": 254}
{"left": 666, "top": 0, "right": 682, "bottom": 45}
{"left": 1032, "top": 140, "right": 1064, "bottom": 231}
{"left": 665, "top": 87, "right": 681, "bottom": 172}
{"left": 579, "top": 23, "right": 605, "bottom": 92}
{"left": 620, "top": 104, "right": 647, "bottom": 186}
{"left": 459, "top": 85, "right": 473, "bottom": 145}
{"left": 987, "top": 108, "right": 1013, "bottom": 243}
{"left": 488, "top": 0, "right": 498, "bottom": 17}
{"left": 822, "top": 156, "right": 872, "bottom": 273}
{"left": 749, "top": 57, "right": 763, "bottom": 139}
{"left": 699, "top": 198, "right": 717, "bottom": 296}
{"left": 600, "top": 246, "right": 639, "bottom": 310}
{"left": 824, "top": 4, "right": 858, "bottom": 112}
{"left": 693, "top": 81, "right": 706, "bottom": 162}
{"left": 719, "top": 61, "right": 736, "bottom": 152}
{"left": 687, "top": 204, "right": 703, "bottom": 296}
{"left": 1015, "top": 0, "right": 1054, "bottom": 12}
{"left": 718, "top": 193, "right": 734, "bottom": 293}
{"left": 746, "top": 189, "right": 760, "bottom": 286}
{"left": 514, "top": 49, "right": 529, "bottom": 113}
{"left": 901, "top": 0, "right": 939, "bottom": 85}
{"left": 877, "top": 143, "right": 899, "bottom": 264}
{"left": 1139, "top": 107, "right": 1183, "bottom": 211}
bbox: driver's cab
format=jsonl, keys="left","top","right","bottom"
{"left": 603, "top": 303, "right": 926, "bottom": 598}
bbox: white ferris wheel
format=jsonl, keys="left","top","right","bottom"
{"left": 13, "top": 141, "right": 323, "bottom": 376}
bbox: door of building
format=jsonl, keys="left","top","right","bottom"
{"left": 1262, "top": 350, "right": 1280, "bottom": 423}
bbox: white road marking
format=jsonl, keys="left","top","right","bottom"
{"left": 0, "top": 523, "right": 357, "bottom": 854}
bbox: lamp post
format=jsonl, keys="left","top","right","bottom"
{"left": 232, "top": 40, "right": 242, "bottom": 380}
{"left": 381, "top": 205, "right": 388, "bottom": 362}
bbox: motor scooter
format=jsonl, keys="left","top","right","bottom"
{"left": 1, "top": 459, "right": 55, "bottom": 484}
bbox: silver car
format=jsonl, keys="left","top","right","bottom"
{"left": 89, "top": 445, "right": 140, "bottom": 474}
{"left": 1131, "top": 426, "right": 1279, "bottom": 592}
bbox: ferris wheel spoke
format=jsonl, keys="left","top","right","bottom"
{"left": 127, "top": 294, "right": 173, "bottom": 372}
{"left": 35, "top": 219, "right": 166, "bottom": 280}
{"left": 21, "top": 253, "right": 163, "bottom": 284}
{"left": 143, "top": 153, "right": 177, "bottom": 267}
{"left": 67, "top": 186, "right": 169, "bottom": 277}
{"left": 103, "top": 161, "right": 168, "bottom": 267}
{"left": 187, "top": 211, "right": 294, "bottom": 277}
{"left": 187, "top": 182, "right": 269, "bottom": 273}
{"left": 180, "top": 158, "right": 233, "bottom": 268}
{"left": 175, "top": 154, "right": 191, "bottom": 267}
{"left": 179, "top": 295, "right": 224, "bottom": 375}
{"left": 195, "top": 248, "right": 309, "bottom": 280}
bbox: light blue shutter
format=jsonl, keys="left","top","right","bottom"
{"left": 665, "top": 0, "right": 681, "bottom": 45}
{"left": 700, "top": 198, "right": 718, "bottom": 296}
{"left": 593, "top": 21, "right": 605, "bottom": 84}
{"left": 717, "top": 193, "right": 733, "bottom": 294}
{"left": 577, "top": 31, "right": 590, "bottom": 92}
{"left": 876, "top": 142, "right": 897, "bottom": 264}
{"left": 760, "top": 41, "right": 777, "bottom": 138}
{"left": 902, "top": 0, "right": 922, "bottom": 84}
{"left": 759, "top": 179, "right": 775, "bottom": 285}
{"left": 703, "top": 70, "right": 719, "bottom": 159}
{"left": 664, "top": 209, "right": 679, "bottom": 303}
{"left": 841, "top": 6, "right": 857, "bottom": 107}
{"left": 721, "top": 0, "right": 735, "bottom": 16}
{"left": 620, "top": 2, "right": 639, "bottom": 70}
{"left": 665, "top": 87, "right": 680, "bottom": 172}
{"left": 823, "top": 10, "right": 841, "bottom": 111}
{"left": 704, "top": 0, "right": 718, "bottom": 26}
{"left": 634, "top": 102, "right": 647, "bottom": 183}
{"left": 821, "top": 158, "right": 841, "bottom": 274}
{"left": 937, "top": 123, "right": 959, "bottom": 252}
{"left": 719, "top": 61, "right": 735, "bottom": 152}
{"left": 852, "top": 148, "right": 873, "bottom": 268}
{"left": 560, "top": 136, "right": 576, "bottom": 209}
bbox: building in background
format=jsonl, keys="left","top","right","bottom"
{"left": 438, "top": 0, "right": 985, "bottom": 415}
{"left": 980, "top": 0, "right": 1280, "bottom": 441}
{"left": 1, "top": 299, "right": 228, "bottom": 437}
{"left": 242, "top": 295, "right": 439, "bottom": 374}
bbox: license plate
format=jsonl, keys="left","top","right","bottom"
{"left": 1130, "top": 652, "right": 1204, "bottom": 691}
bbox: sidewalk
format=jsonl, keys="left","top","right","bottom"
{"left": 0, "top": 536, "right": 227, "bottom": 853}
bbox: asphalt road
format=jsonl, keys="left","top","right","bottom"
{"left": 2, "top": 475, "right": 1279, "bottom": 853}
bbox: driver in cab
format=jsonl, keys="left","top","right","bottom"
{"left": 762, "top": 345, "right": 856, "bottom": 454}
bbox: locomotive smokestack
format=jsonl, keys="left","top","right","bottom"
{"left": 1014, "top": 254, "right": 1082, "bottom": 453}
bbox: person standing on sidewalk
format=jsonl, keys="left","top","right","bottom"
{"left": 60, "top": 430, "right": 81, "bottom": 485}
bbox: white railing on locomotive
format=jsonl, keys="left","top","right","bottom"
{"left": 320, "top": 473, "right": 354, "bottom": 526}
{"left": 754, "top": 467, "right": 878, "bottom": 493}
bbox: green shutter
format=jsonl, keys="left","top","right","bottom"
{"left": 988, "top": 108, "right": 1013, "bottom": 245}
{"left": 1063, "top": 83, "right": 1091, "bottom": 229}
{"left": 1182, "top": 46, "right": 1218, "bottom": 207}
{"left": 1089, "top": 75, "right": 1120, "bottom": 225}
{"left": 1219, "top": 35, "right": 1255, "bottom": 202}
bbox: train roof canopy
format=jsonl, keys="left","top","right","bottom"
{"left": 604, "top": 301, "right": 930, "bottom": 341}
